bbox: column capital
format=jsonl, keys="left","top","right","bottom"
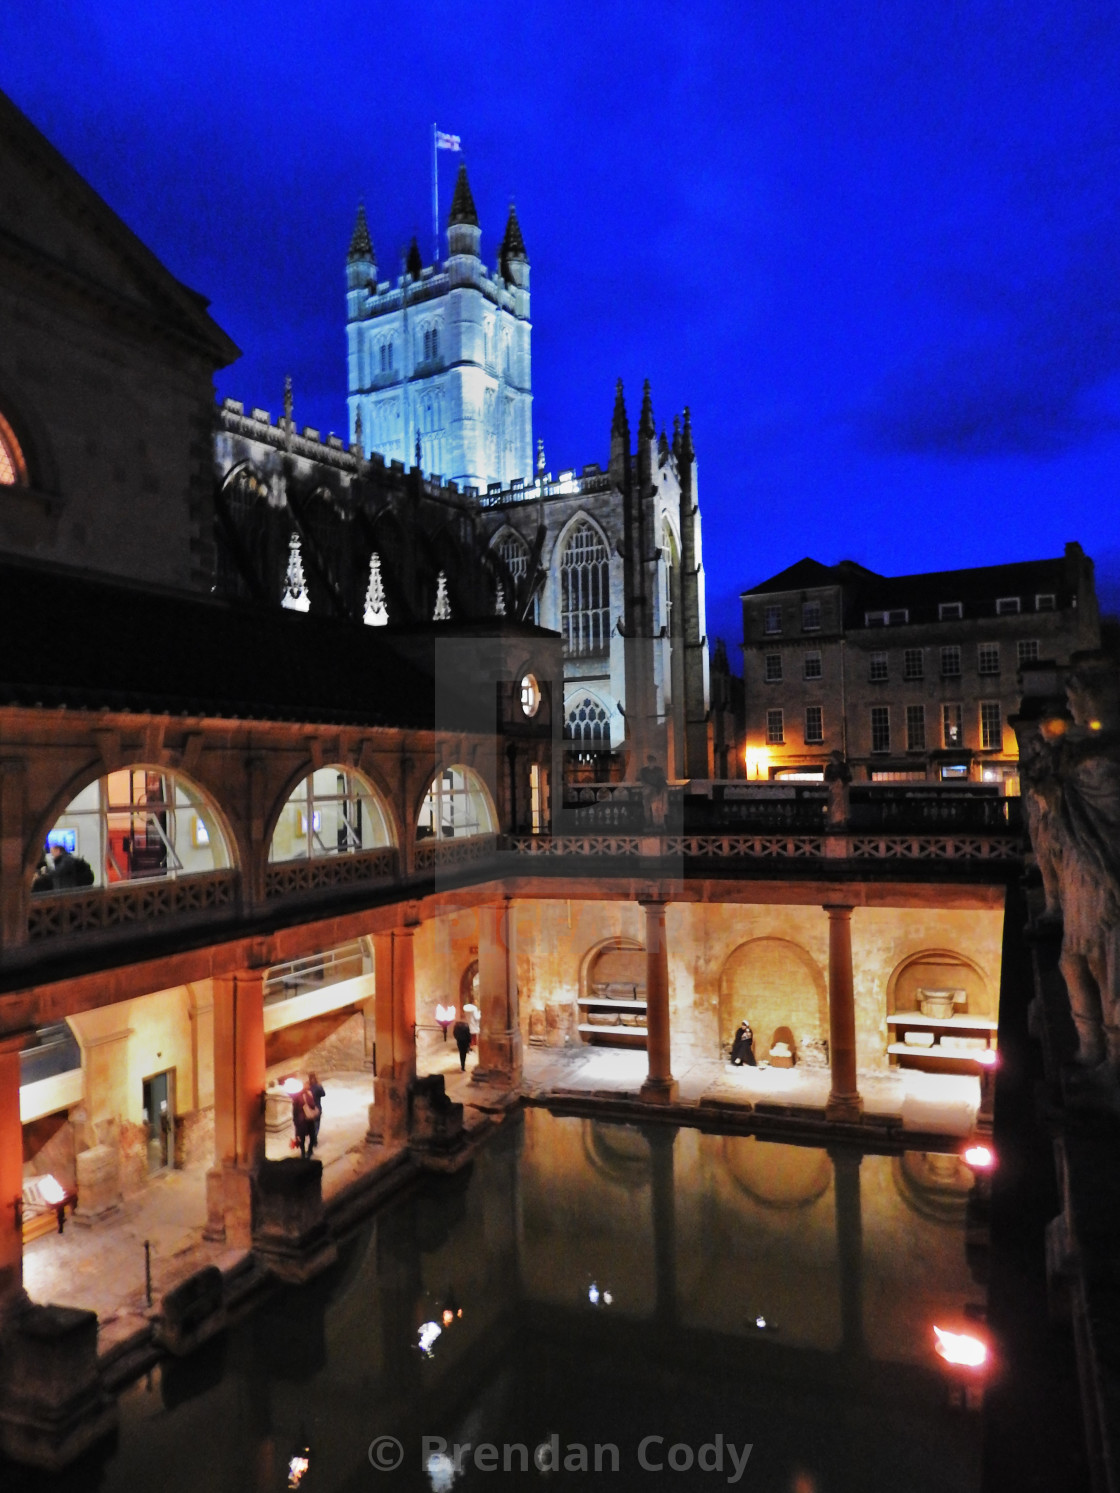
{"left": 823, "top": 903, "right": 854, "bottom": 918}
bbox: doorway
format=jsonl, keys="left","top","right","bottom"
{"left": 142, "top": 1069, "right": 175, "bottom": 1176}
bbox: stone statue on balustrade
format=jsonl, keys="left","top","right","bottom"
{"left": 824, "top": 750, "right": 852, "bottom": 828}
{"left": 638, "top": 753, "right": 669, "bottom": 831}
{"left": 1027, "top": 654, "right": 1120, "bottom": 1072}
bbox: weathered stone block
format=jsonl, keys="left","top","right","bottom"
{"left": 409, "top": 1075, "right": 465, "bottom": 1152}
{"left": 252, "top": 1159, "right": 337, "bottom": 1284}
{"left": 0, "top": 1304, "right": 117, "bottom": 1470}
{"left": 368, "top": 1074, "right": 409, "bottom": 1144}
{"left": 204, "top": 1164, "right": 254, "bottom": 1248}
{"left": 74, "top": 1143, "right": 121, "bottom": 1220}
{"left": 155, "top": 1265, "right": 226, "bottom": 1356}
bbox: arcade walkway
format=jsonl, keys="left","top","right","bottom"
{"left": 20, "top": 1047, "right": 977, "bottom": 1365}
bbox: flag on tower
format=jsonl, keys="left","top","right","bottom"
{"left": 435, "top": 130, "right": 461, "bottom": 152}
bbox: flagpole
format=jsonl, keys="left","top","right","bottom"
{"left": 432, "top": 122, "right": 439, "bottom": 264}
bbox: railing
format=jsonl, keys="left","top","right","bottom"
{"left": 413, "top": 834, "right": 500, "bottom": 873}
{"left": 27, "top": 870, "right": 239, "bottom": 942}
{"left": 560, "top": 784, "right": 646, "bottom": 832}
{"left": 264, "top": 848, "right": 397, "bottom": 901}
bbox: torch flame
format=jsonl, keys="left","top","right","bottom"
{"left": 39, "top": 1174, "right": 66, "bottom": 1206}
{"left": 964, "top": 1145, "right": 994, "bottom": 1169}
{"left": 933, "top": 1325, "right": 988, "bottom": 1368}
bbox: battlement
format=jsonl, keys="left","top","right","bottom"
{"left": 218, "top": 399, "right": 367, "bottom": 473}
{"left": 354, "top": 258, "right": 525, "bottom": 322}
{"left": 478, "top": 464, "right": 615, "bottom": 508}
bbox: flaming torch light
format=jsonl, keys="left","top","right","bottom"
{"left": 435, "top": 1004, "right": 456, "bottom": 1041}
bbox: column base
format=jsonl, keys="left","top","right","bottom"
{"left": 253, "top": 1159, "right": 338, "bottom": 1285}
{"left": 367, "top": 1075, "right": 410, "bottom": 1145}
{"left": 477, "top": 1030, "right": 523, "bottom": 1086}
{"left": 640, "top": 1077, "right": 680, "bottom": 1106}
{"left": 203, "top": 1164, "right": 256, "bottom": 1248}
{"left": 825, "top": 1092, "right": 864, "bottom": 1124}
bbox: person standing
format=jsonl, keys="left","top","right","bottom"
{"left": 452, "top": 1019, "right": 472, "bottom": 1072}
{"left": 730, "top": 1021, "right": 756, "bottom": 1067}
{"left": 307, "top": 1072, "right": 325, "bottom": 1156}
{"left": 291, "top": 1085, "right": 311, "bottom": 1158}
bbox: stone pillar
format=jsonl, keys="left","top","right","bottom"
{"left": 205, "top": 968, "right": 266, "bottom": 1246}
{"left": 640, "top": 901, "right": 679, "bottom": 1104}
{"left": 368, "top": 925, "right": 418, "bottom": 1143}
{"left": 646, "top": 1125, "right": 678, "bottom": 1324}
{"left": 474, "top": 899, "right": 522, "bottom": 1087}
{"left": 0, "top": 1038, "right": 26, "bottom": 1320}
{"left": 825, "top": 905, "right": 862, "bottom": 1122}
{"left": 829, "top": 1147, "right": 865, "bottom": 1356}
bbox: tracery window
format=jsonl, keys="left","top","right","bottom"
{"left": 564, "top": 695, "right": 611, "bottom": 745}
{"left": 0, "top": 412, "right": 27, "bottom": 486}
{"left": 560, "top": 521, "right": 610, "bottom": 656}
{"left": 269, "top": 768, "right": 393, "bottom": 862}
{"left": 36, "top": 768, "right": 230, "bottom": 891}
{"left": 417, "top": 766, "right": 495, "bottom": 841}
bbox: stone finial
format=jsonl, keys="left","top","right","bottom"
{"left": 537, "top": 437, "right": 546, "bottom": 476}
{"left": 282, "top": 533, "right": 310, "bottom": 613}
{"left": 611, "top": 379, "right": 629, "bottom": 439}
{"left": 348, "top": 201, "right": 374, "bottom": 262}
{"left": 363, "top": 552, "right": 388, "bottom": 626}
{"left": 658, "top": 428, "right": 670, "bottom": 463}
{"left": 283, "top": 375, "right": 293, "bottom": 427}
{"left": 415, "top": 431, "right": 423, "bottom": 470}
{"left": 495, "top": 582, "right": 506, "bottom": 617}
{"left": 433, "top": 571, "right": 452, "bottom": 621}
{"left": 672, "top": 414, "right": 681, "bottom": 459}
{"left": 638, "top": 379, "right": 655, "bottom": 441}
{"left": 501, "top": 201, "right": 528, "bottom": 260}
{"left": 354, "top": 408, "right": 363, "bottom": 453}
{"left": 680, "top": 406, "right": 695, "bottom": 463}
{"left": 448, "top": 162, "right": 480, "bottom": 227}
{"left": 406, "top": 236, "right": 423, "bottom": 279}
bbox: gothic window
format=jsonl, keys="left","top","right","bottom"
{"left": 36, "top": 768, "right": 231, "bottom": 891}
{"left": 0, "top": 412, "right": 27, "bottom": 486}
{"left": 564, "top": 695, "right": 611, "bottom": 745}
{"left": 560, "top": 521, "right": 610, "bottom": 656}
{"left": 269, "top": 767, "right": 393, "bottom": 862}
{"left": 417, "top": 766, "right": 495, "bottom": 841}
{"left": 495, "top": 530, "right": 529, "bottom": 583}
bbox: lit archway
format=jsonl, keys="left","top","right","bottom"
{"left": 269, "top": 766, "right": 394, "bottom": 862}
{"left": 416, "top": 765, "right": 496, "bottom": 841}
{"left": 718, "top": 938, "right": 828, "bottom": 1064}
{"left": 0, "top": 410, "right": 28, "bottom": 487}
{"left": 34, "top": 767, "right": 232, "bottom": 891}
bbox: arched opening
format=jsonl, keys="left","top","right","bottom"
{"left": 718, "top": 938, "right": 828, "bottom": 1065}
{"left": 269, "top": 767, "right": 394, "bottom": 863}
{"left": 34, "top": 767, "right": 232, "bottom": 892}
{"left": 559, "top": 519, "right": 610, "bottom": 656}
{"left": 0, "top": 410, "right": 28, "bottom": 486}
{"left": 579, "top": 937, "right": 647, "bottom": 1048}
{"left": 416, "top": 766, "right": 496, "bottom": 841}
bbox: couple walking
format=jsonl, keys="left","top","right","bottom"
{"left": 291, "top": 1072, "right": 325, "bottom": 1158}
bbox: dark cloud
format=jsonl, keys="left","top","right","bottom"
{"left": 862, "top": 228, "right": 1120, "bottom": 459}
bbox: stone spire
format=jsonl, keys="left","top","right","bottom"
{"left": 609, "top": 379, "right": 630, "bottom": 481}
{"left": 672, "top": 414, "right": 681, "bottom": 460}
{"left": 447, "top": 164, "right": 481, "bottom": 259}
{"left": 282, "top": 533, "right": 310, "bottom": 613}
{"left": 680, "top": 405, "right": 695, "bottom": 463}
{"left": 499, "top": 202, "right": 528, "bottom": 282}
{"left": 347, "top": 201, "right": 374, "bottom": 262}
{"left": 433, "top": 571, "right": 451, "bottom": 621}
{"left": 638, "top": 379, "right": 655, "bottom": 442}
{"left": 448, "top": 163, "right": 480, "bottom": 227}
{"left": 363, "top": 552, "right": 388, "bottom": 626}
{"left": 406, "top": 235, "right": 423, "bottom": 279}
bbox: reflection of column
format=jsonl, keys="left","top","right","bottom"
{"left": 368, "top": 925, "right": 418, "bottom": 1143}
{"left": 829, "top": 1147, "right": 865, "bottom": 1357}
{"left": 205, "top": 968, "right": 266, "bottom": 1245}
{"left": 645, "top": 1124, "right": 678, "bottom": 1325}
{"left": 825, "top": 905, "right": 862, "bottom": 1122}
{"left": 475, "top": 899, "right": 522, "bottom": 1087}
{"left": 641, "top": 901, "right": 679, "bottom": 1104}
{"left": 0, "top": 1038, "right": 26, "bottom": 1318}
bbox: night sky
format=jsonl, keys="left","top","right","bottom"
{"left": 4, "top": 3, "right": 1120, "bottom": 653}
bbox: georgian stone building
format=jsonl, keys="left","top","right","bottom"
{"left": 741, "top": 550, "right": 1100, "bottom": 787}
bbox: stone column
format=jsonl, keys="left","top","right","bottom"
{"left": 474, "top": 899, "right": 522, "bottom": 1087}
{"left": 829, "top": 1147, "right": 865, "bottom": 1357}
{"left": 205, "top": 968, "right": 267, "bottom": 1246}
{"left": 368, "top": 925, "right": 418, "bottom": 1143}
{"left": 640, "top": 901, "right": 679, "bottom": 1104}
{"left": 825, "top": 905, "right": 862, "bottom": 1122}
{"left": 0, "top": 1037, "right": 26, "bottom": 1320}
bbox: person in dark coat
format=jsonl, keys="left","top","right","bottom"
{"left": 452, "top": 1019, "right": 472, "bottom": 1072}
{"left": 730, "top": 1021, "right": 757, "bottom": 1067}
{"left": 292, "top": 1085, "right": 312, "bottom": 1158}
{"left": 306, "top": 1072, "right": 325, "bottom": 1156}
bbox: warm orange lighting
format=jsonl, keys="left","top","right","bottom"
{"left": 744, "top": 746, "right": 771, "bottom": 781}
{"left": 933, "top": 1326, "right": 988, "bottom": 1368}
{"left": 442, "top": 1309, "right": 454, "bottom": 1326}
{"left": 963, "top": 1145, "right": 994, "bottom": 1170}
{"left": 975, "top": 1049, "right": 998, "bottom": 1068}
{"left": 435, "top": 1003, "right": 456, "bottom": 1023}
{"left": 282, "top": 1076, "right": 303, "bottom": 1096}
{"left": 1089, "top": 719, "right": 1102, "bottom": 731}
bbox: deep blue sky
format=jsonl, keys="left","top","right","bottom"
{"left": 4, "top": 2, "right": 1120, "bottom": 652}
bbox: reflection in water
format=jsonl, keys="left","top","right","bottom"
{"left": 27, "top": 1111, "right": 981, "bottom": 1493}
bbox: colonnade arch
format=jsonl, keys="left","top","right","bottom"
{"left": 416, "top": 765, "right": 497, "bottom": 842}
{"left": 268, "top": 765, "right": 396, "bottom": 863}
{"left": 718, "top": 937, "right": 829, "bottom": 1064}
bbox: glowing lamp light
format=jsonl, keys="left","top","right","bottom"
{"left": 417, "top": 1321, "right": 442, "bottom": 1356}
{"left": 288, "top": 1453, "right": 311, "bottom": 1489}
{"left": 435, "top": 1003, "right": 456, "bottom": 1040}
{"left": 282, "top": 1076, "right": 304, "bottom": 1096}
{"left": 933, "top": 1325, "right": 988, "bottom": 1369}
{"left": 38, "top": 1174, "right": 66, "bottom": 1206}
{"left": 964, "top": 1144, "right": 995, "bottom": 1170}
{"left": 975, "top": 1049, "right": 998, "bottom": 1068}
{"left": 745, "top": 746, "right": 771, "bottom": 781}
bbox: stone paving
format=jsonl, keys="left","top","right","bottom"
{"left": 19, "top": 1041, "right": 978, "bottom": 1359}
